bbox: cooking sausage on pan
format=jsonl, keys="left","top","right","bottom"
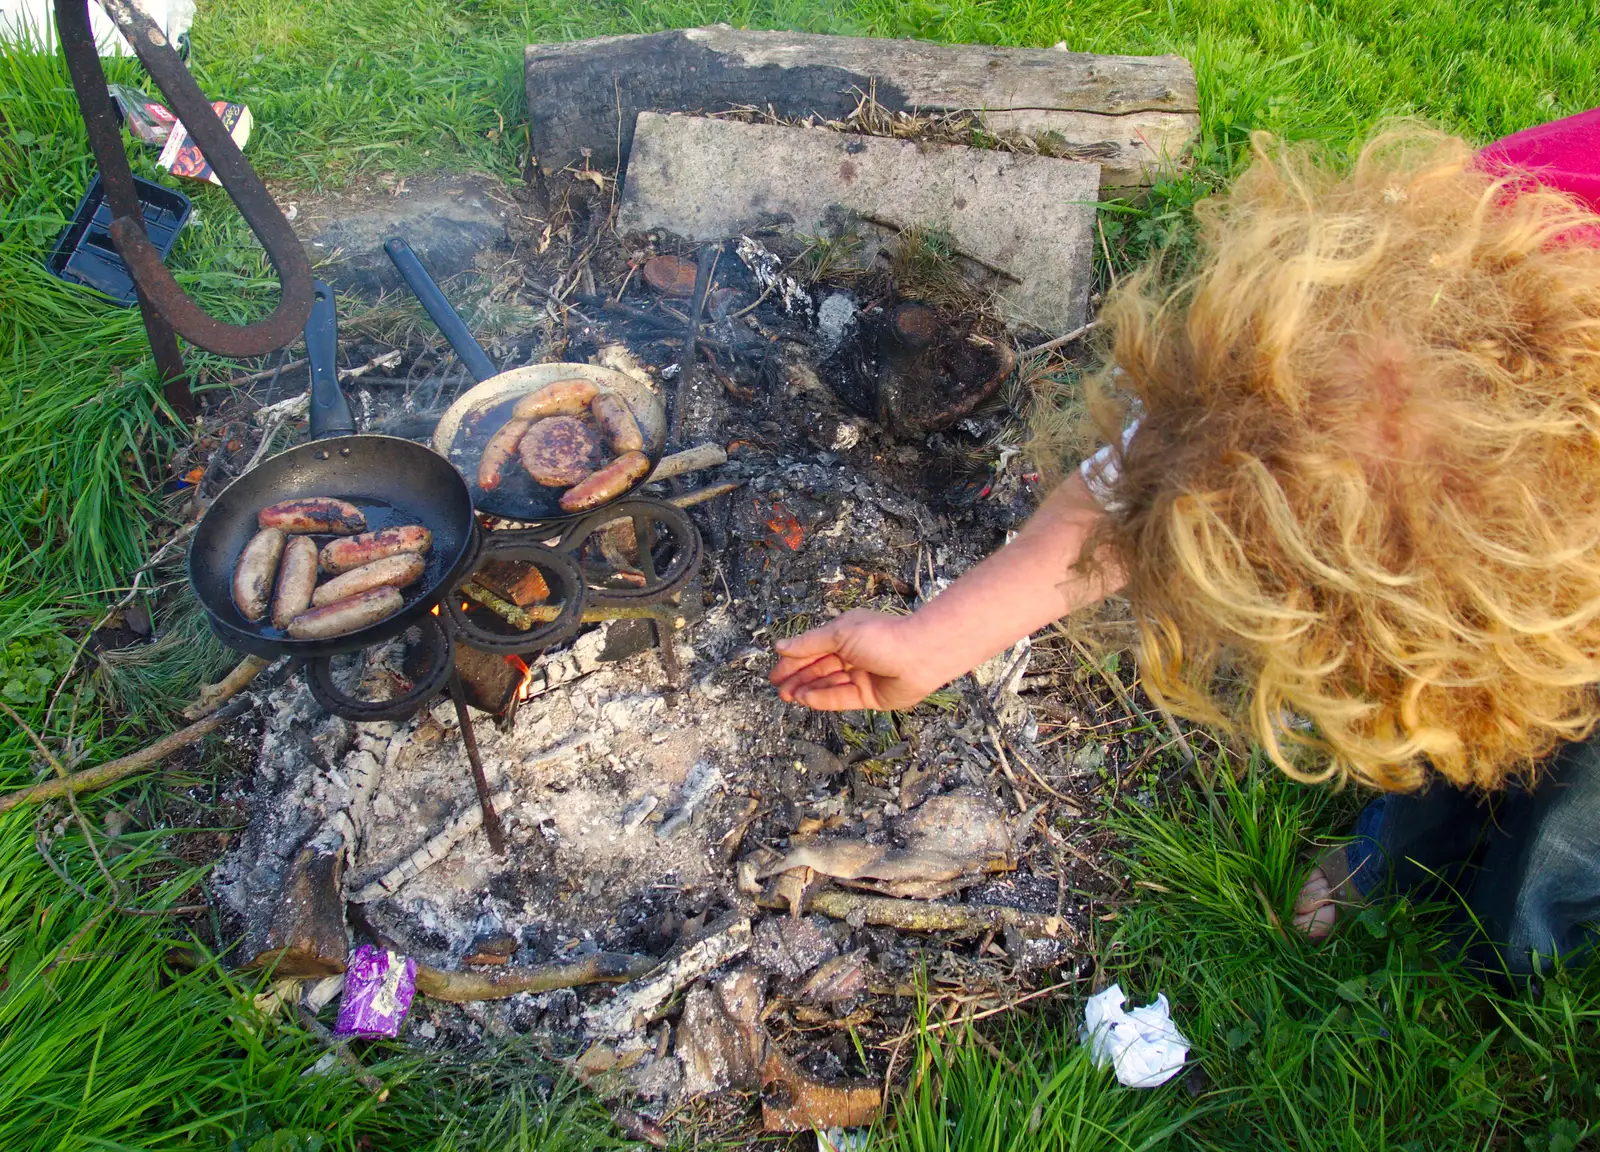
{"left": 512, "top": 378, "right": 598, "bottom": 421}
{"left": 232, "top": 527, "right": 285, "bottom": 622}
{"left": 321, "top": 525, "right": 432, "bottom": 575}
{"left": 559, "top": 450, "right": 652, "bottom": 513}
{"left": 478, "top": 417, "right": 532, "bottom": 491}
{"left": 519, "top": 416, "right": 600, "bottom": 487}
{"left": 591, "top": 393, "right": 644, "bottom": 454}
{"left": 312, "top": 552, "right": 425, "bottom": 607}
{"left": 270, "top": 536, "right": 320, "bottom": 628}
{"left": 258, "top": 497, "right": 366, "bottom": 535}
{"left": 286, "top": 586, "right": 404, "bottom": 640}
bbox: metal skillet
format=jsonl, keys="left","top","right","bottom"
{"left": 383, "top": 238, "right": 667, "bottom": 523}
{"left": 186, "top": 282, "right": 481, "bottom": 672}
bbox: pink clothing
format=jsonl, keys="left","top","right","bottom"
{"left": 1480, "top": 108, "right": 1600, "bottom": 212}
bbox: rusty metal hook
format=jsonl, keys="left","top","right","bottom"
{"left": 55, "top": 0, "right": 314, "bottom": 412}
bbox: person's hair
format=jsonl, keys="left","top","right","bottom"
{"left": 1082, "top": 125, "right": 1600, "bottom": 792}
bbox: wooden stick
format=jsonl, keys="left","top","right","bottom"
{"left": 229, "top": 357, "right": 307, "bottom": 388}
{"left": 182, "top": 655, "right": 271, "bottom": 721}
{"left": 461, "top": 582, "right": 684, "bottom": 629}
{"left": 413, "top": 952, "right": 656, "bottom": 1002}
{"left": 1020, "top": 320, "right": 1098, "bottom": 358}
{"left": 648, "top": 443, "right": 727, "bottom": 483}
{"left": 670, "top": 480, "right": 742, "bottom": 509}
{"left": 0, "top": 697, "right": 252, "bottom": 814}
{"left": 758, "top": 888, "right": 1070, "bottom": 939}
{"left": 296, "top": 1005, "right": 389, "bottom": 1099}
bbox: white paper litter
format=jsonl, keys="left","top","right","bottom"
{"left": 1080, "top": 983, "right": 1190, "bottom": 1088}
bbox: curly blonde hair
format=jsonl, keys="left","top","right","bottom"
{"left": 1089, "top": 126, "right": 1600, "bottom": 792}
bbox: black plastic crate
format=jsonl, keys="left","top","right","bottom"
{"left": 45, "top": 173, "right": 192, "bottom": 306}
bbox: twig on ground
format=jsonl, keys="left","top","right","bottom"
{"left": 40, "top": 523, "right": 197, "bottom": 740}
{"left": 859, "top": 212, "right": 1022, "bottom": 283}
{"left": 0, "top": 697, "right": 253, "bottom": 815}
{"left": 758, "top": 888, "right": 1071, "bottom": 939}
{"left": 1000, "top": 733, "right": 1077, "bottom": 805}
{"left": 182, "top": 655, "right": 272, "bottom": 721}
{"left": 297, "top": 1006, "right": 389, "bottom": 1099}
{"left": 226, "top": 356, "right": 306, "bottom": 389}
{"left": 1020, "top": 320, "right": 1099, "bottom": 358}
{"left": 413, "top": 952, "right": 656, "bottom": 1002}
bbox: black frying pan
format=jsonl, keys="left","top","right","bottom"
{"left": 188, "top": 282, "right": 479, "bottom": 659}
{"left": 384, "top": 238, "right": 667, "bottom": 522}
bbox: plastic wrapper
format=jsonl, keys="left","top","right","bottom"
{"left": 333, "top": 945, "right": 416, "bottom": 1038}
{"left": 108, "top": 84, "right": 177, "bottom": 146}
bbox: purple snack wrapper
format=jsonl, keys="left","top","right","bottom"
{"left": 333, "top": 945, "right": 416, "bottom": 1038}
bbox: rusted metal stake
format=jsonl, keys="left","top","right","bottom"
{"left": 448, "top": 669, "right": 507, "bottom": 855}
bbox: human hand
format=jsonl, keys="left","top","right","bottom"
{"left": 769, "top": 609, "right": 940, "bottom": 711}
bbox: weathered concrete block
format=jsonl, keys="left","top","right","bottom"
{"left": 617, "top": 113, "right": 1099, "bottom": 333}
{"left": 298, "top": 174, "right": 509, "bottom": 295}
{"left": 525, "top": 25, "right": 1197, "bottom": 189}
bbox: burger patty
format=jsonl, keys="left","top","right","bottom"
{"left": 519, "top": 415, "right": 601, "bottom": 487}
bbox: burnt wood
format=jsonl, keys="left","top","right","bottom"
{"left": 524, "top": 26, "right": 1198, "bottom": 189}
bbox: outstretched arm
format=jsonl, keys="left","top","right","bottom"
{"left": 769, "top": 472, "right": 1124, "bottom": 711}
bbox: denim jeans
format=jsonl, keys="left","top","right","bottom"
{"left": 1345, "top": 732, "right": 1600, "bottom": 978}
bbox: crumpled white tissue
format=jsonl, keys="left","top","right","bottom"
{"left": 1080, "top": 983, "right": 1190, "bottom": 1088}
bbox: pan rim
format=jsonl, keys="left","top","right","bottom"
{"left": 432, "top": 362, "right": 667, "bottom": 523}
{"left": 187, "top": 433, "right": 478, "bottom": 660}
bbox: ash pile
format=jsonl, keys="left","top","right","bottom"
{"left": 199, "top": 25, "right": 1200, "bottom": 1138}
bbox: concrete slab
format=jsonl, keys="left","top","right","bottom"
{"left": 617, "top": 113, "right": 1100, "bottom": 334}
{"left": 524, "top": 26, "right": 1198, "bottom": 189}
{"left": 296, "top": 174, "right": 510, "bottom": 295}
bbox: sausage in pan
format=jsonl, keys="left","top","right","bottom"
{"left": 312, "top": 552, "right": 425, "bottom": 607}
{"left": 259, "top": 497, "right": 366, "bottom": 534}
{"left": 519, "top": 416, "right": 600, "bottom": 487}
{"left": 321, "top": 525, "right": 433, "bottom": 574}
{"left": 591, "top": 393, "right": 644, "bottom": 454}
{"left": 558, "top": 450, "right": 652, "bottom": 512}
{"left": 270, "top": 536, "right": 320, "bottom": 628}
{"left": 232, "top": 527, "right": 286, "bottom": 622}
{"left": 512, "top": 378, "right": 598, "bottom": 420}
{"left": 478, "top": 416, "right": 532, "bottom": 491}
{"left": 286, "top": 587, "right": 404, "bottom": 640}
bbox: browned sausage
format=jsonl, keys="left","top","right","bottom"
{"left": 519, "top": 416, "right": 600, "bottom": 487}
{"left": 591, "top": 392, "right": 644, "bottom": 454}
{"left": 512, "top": 378, "right": 598, "bottom": 420}
{"left": 232, "top": 527, "right": 285, "bottom": 622}
{"left": 258, "top": 497, "right": 366, "bottom": 534}
{"left": 320, "top": 525, "right": 433, "bottom": 575}
{"left": 312, "top": 552, "right": 425, "bottom": 607}
{"left": 558, "top": 451, "right": 651, "bottom": 512}
{"left": 270, "top": 536, "right": 320, "bottom": 628}
{"left": 286, "top": 587, "right": 404, "bottom": 640}
{"left": 477, "top": 416, "right": 531, "bottom": 491}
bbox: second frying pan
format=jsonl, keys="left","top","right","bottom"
{"left": 188, "top": 282, "right": 479, "bottom": 660}
{"left": 384, "top": 238, "right": 666, "bottom": 522}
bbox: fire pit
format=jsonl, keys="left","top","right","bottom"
{"left": 207, "top": 146, "right": 1106, "bottom": 1139}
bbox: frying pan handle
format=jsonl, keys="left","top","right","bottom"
{"left": 383, "top": 237, "right": 499, "bottom": 384}
{"left": 306, "top": 281, "right": 354, "bottom": 440}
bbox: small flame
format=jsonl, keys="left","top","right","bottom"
{"left": 506, "top": 653, "right": 538, "bottom": 700}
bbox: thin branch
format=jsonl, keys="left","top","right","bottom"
{"left": 0, "top": 696, "right": 253, "bottom": 815}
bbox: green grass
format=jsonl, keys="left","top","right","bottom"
{"left": 2, "top": 0, "right": 1599, "bottom": 1147}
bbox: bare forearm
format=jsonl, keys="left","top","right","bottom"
{"left": 901, "top": 473, "right": 1122, "bottom": 691}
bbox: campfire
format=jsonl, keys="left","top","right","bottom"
{"left": 187, "top": 26, "right": 1200, "bottom": 1137}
